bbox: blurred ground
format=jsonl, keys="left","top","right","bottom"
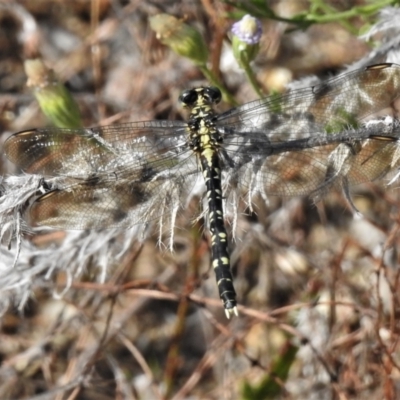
{"left": 1, "top": 1, "right": 400, "bottom": 399}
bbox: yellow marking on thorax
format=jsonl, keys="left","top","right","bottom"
{"left": 190, "top": 102, "right": 218, "bottom": 167}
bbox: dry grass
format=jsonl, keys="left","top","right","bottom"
{"left": 1, "top": 1, "right": 400, "bottom": 399}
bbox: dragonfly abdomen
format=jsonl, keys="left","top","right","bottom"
{"left": 200, "top": 151, "right": 237, "bottom": 317}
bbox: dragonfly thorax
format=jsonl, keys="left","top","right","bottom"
{"left": 181, "top": 87, "right": 223, "bottom": 153}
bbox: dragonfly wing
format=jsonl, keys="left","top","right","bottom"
{"left": 222, "top": 130, "right": 399, "bottom": 198}
{"left": 28, "top": 153, "right": 201, "bottom": 229}
{"left": 4, "top": 120, "right": 189, "bottom": 176}
{"left": 217, "top": 63, "right": 400, "bottom": 138}
{"left": 5, "top": 118, "right": 205, "bottom": 229}
{"left": 218, "top": 63, "right": 400, "bottom": 197}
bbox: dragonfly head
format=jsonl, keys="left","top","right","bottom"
{"left": 179, "top": 86, "right": 221, "bottom": 109}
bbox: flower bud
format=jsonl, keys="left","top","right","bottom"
{"left": 231, "top": 15, "right": 262, "bottom": 67}
{"left": 149, "top": 14, "right": 208, "bottom": 66}
{"left": 24, "top": 59, "right": 82, "bottom": 128}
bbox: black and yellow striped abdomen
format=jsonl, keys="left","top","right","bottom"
{"left": 179, "top": 87, "right": 238, "bottom": 317}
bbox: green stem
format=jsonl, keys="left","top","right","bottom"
{"left": 306, "top": 0, "right": 396, "bottom": 23}
{"left": 241, "top": 60, "right": 264, "bottom": 98}
{"left": 198, "top": 65, "right": 238, "bottom": 105}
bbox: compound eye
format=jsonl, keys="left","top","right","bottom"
{"left": 204, "top": 86, "right": 222, "bottom": 104}
{"left": 179, "top": 89, "right": 198, "bottom": 106}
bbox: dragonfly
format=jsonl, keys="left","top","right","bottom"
{"left": 4, "top": 63, "right": 400, "bottom": 318}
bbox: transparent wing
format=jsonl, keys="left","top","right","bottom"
{"left": 217, "top": 63, "right": 400, "bottom": 136}
{"left": 28, "top": 154, "right": 201, "bottom": 229}
{"left": 217, "top": 63, "right": 400, "bottom": 197}
{"left": 5, "top": 120, "right": 204, "bottom": 229}
{"left": 221, "top": 128, "right": 400, "bottom": 198}
{"left": 4, "top": 120, "right": 190, "bottom": 177}
{"left": 6, "top": 63, "right": 400, "bottom": 229}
